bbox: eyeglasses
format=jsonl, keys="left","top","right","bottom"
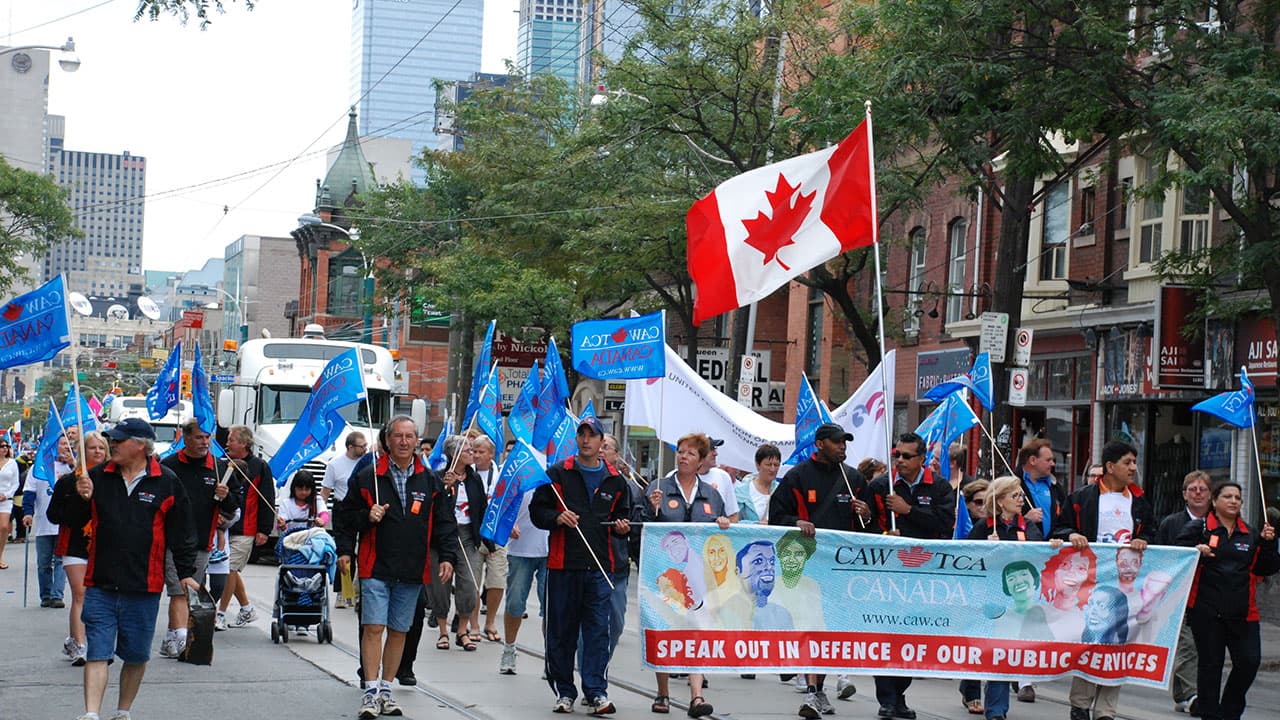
{"left": 968, "top": 496, "right": 986, "bottom": 504}
{"left": 892, "top": 450, "right": 920, "bottom": 460}
{"left": 1007, "top": 491, "right": 1025, "bottom": 499}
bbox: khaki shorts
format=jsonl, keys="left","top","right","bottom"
{"left": 165, "top": 549, "right": 210, "bottom": 596}
{"left": 481, "top": 544, "right": 508, "bottom": 591}
{"left": 229, "top": 535, "right": 254, "bottom": 572}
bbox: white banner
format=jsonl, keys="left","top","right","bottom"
{"left": 625, "top": 347, "right": 895, "bottom": 471}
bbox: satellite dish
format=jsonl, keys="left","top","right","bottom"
{"left": 137, "top": 296, "right": 161, "bottom": 321}
{"left": 68, "top": 292, "right": 93, "bottom": 316}
{"left": 106, "top": 304, "right": 129, "bottom": 321}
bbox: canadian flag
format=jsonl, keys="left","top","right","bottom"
{"left": 687, "top": 120, "right": 875, "bottom": 325}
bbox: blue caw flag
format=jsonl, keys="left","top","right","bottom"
{"left": 426, "top": 416, "right": 454, "bottom": 472}
{"left": 533, "top": 338, "right": 569, "bottom": 451}
{"left": 479, "top": 439, "right": 551, "bottom": 545}
{"left": 462, "top": 320, "right": 496, "bottom": 428}
{"left": 508, "top": 361, "right": 539, "bottom": 444}
{"left": 915, "top": 394, "right": 980, "bottom": 481}
{"left": 571, "top": 311, "right": 666, "bottom": 380}
{"left": 191, "top": 342, "right": 216, "bottom": 434}
{"left": 33, "top": 398, "right": 64, "bottom": 483}
{"left": 475, "top": 363, "right": 505, "bottom": 461}
{"left": 924, "top": 352, "right": 993, "bottom": 411}
{"left": 546, "top": 411, "right": 580, "bottom": 466}
{"left": 0, "top": 275, "right": 72, "bottom": 370}
{"left": 148, "top": 341, "right": 183, "bottom": 420}
{"left": 1192, "top": 367, "right": 1255, "bottom": 429}
{"left": 784, "top": 373, "right": 833, "bottom": 465}
{"left": 269, "top": 348, "right": 368, "bottom": 484}
{"left": 60, "top": 387, "right": 101, "bottom": 433}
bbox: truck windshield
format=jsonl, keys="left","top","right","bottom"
{"left": 257, "top": 386, "right": 390, "bottom": 427}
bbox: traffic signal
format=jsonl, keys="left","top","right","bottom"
{"left": 22, "top": 406, "right": 30, "bottom": 419}
{"left": 181, "top": 370, "right": 192, "bottom": 397}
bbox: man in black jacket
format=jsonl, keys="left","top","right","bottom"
{"left": 770, "top": 423, "right": 872, "bottom": 718}
{"left": 865, "top": 431, "right": 956, "bottom": 720}
{"left": 1156, "top": 470, "right": 1211, "bottom": 713}
{"left": 159, "top": 419, "right": 236, "bottom": 658}
{"left": 337, "top": 415, "right": 457, "bottom": 719}
{"left": 530, "top": 416, "right": 631, "bottom": 716}
{"left": 217, "top": 424, "right": 275, "bottom": 630}
{"left": 1052, "top": 440, "right": 1154, "bottom": 720}
{"left": 63, "top": 417, "right": 197, "bottom": 720}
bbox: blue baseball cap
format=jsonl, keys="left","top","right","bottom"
{"left": 105, "top": 417, "right": 156, "bottom": 441}
{"left": 577, "top": 416, "right": 605, "bottom": 437}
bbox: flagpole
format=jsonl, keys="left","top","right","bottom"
{"left": 63, "top": 276, "right": 88, "bottom": 474}
{"left": 548, "top": 483, "right": 615, "bottom": 590}
{"left": 1244, "top": 367, "right": 1270, "bottom": 515}
{"left": 864, "top": 101, "right": 897, "bottom": 532}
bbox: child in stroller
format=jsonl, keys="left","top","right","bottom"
{"left": 271, "top": 471, "right": 336, "bottom": 644}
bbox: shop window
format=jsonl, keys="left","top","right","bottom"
{"left": 946, "top": 218, "right": 967, "bottom": 325}
{"left": 1040, "top": 182, "right": 1069, "bottom": 280}
{"left": 1047, "top": 358, "right": 1073, "bottom": 400}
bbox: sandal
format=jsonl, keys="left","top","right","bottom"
{"left": 436, "top": 635, "right": 451, "bottom": 651}
{"left": 469, "top": 630, "right": 483, "bottom": 643}
{"left": 457, "top": 633, "right": 478, "bottom": 651}
{"left": 0, "top": 561, "right": 8, "bottom": 569}
{"left": 483, "top": 628, "right": 501, "bottom": 642}
{"left": 966, "top": 700, "right": 985, "bottom": 715}
{"left": 687, "top": 697, "right": 713, "bottom": 718}
{"left": 651, "top": 695, "right": 670, "bottom": 714}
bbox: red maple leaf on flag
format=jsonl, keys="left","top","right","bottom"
{"left": 742, "top": 173, "right": 816, "bottom": 271}
{"left": 1, "top": 303, "right": 22, "bottom": 321}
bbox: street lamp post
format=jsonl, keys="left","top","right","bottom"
{"left": 0, "top": 37, "right": 81, "bottom": 72}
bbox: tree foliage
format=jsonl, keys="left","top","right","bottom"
{"left": 0, "top": 156, "right": 78, "bottom": 295}
{"left": 133, "top": 0, "right": 252, "bottom": 27}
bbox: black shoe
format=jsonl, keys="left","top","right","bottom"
{"left": 740, "top": 674, "right": 756, "bottom": 679}
{"left": 893, "top": 704, "right": 916, "bottom": 719}
{"left": 781, "top": 674, "right": 797, "bottom": 682}
{"left": 428, "top": 616, "right": 438, "bottom": 629}
{"left": 40, "top": 598, "right": 52, "bottom": 608}
{"left": 878, "top": 706, "right": 896, "bottom": 719}
{"left": 50, "top": 599, "right": 65, "bottom": 609}
{"left": 1070, "top": 708, "right": 1091, "bottom": 720}
{"left": 397, "top": 671, "right": 417, "bottom": 686}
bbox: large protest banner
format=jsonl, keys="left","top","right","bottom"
{"left": 639, "top": 524, "right": 1198, "bottom": 688}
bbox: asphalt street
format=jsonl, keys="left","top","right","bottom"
{"left": 1, "top": 541, "right": 1277, "bottom": 720}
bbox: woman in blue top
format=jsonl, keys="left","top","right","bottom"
{"left": 735, "top": 444, "right": 781, "bottom": 523}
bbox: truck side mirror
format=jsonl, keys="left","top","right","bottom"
{"left": 411, "top": 398, "right": 427, "bottom": 436}
{"left": 217, "top": 388, "right": 233, "bottom": 429}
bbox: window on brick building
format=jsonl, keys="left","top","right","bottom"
{"left": 327, "top": 250, "right": 364, "bottom": 317}
{"left": 1178, "top": 183, "right": 1210, "bottom": 254}
{"left": 1138, "top": 157, "right": 1165, "bottom": 264}
{"left": 1040, "top": 182, "right": 1069, "bottom": 280}
{"left": 1117, "top": 177, "right": 1133, "bottom": 230}
{"left": 905, "top": 227, "right": 926, "bottom": 336}
{"left": 805, "top": 285, "right": 824, "bottom": 380}
{"left": 946, "top": 218, "right": 967, "bottom": 325}
{"left": 1079, "top": 186, "right": 1096, "bottom": 232}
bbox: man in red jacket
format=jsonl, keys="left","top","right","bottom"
{"left": 63, "top": 417, "right": 197, "bottom": 720}
{"left": 337, "top": 416, "right": 457, "bottom": 719}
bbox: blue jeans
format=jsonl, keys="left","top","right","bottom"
{"left": 985, "top": 681, "right": 1011, "bottom": 719}
{"left": 578, "top": 572, "right": 628, "bottom": 671}
{"left": 36, "top": 534, "right": 66, "bottom": 601}
{"left": 546, "top": 569, "right": 612, "bottom": 701}
{"left": 82, "top": 586, "right": 162, "bottom": 663}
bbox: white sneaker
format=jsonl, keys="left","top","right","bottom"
{"left": 214, "top": 612, "right": 227, "bottom": 631}
{"left": 71, "top": 643, "right": 87, "bottom": 666}
{"left": 837, "top": 675, "right": 857, "bottom": 700}
{"left": 63, "top": 635, "right": 78, "bottom": 658}
{"left": 158, "top": 636, "right": 181, "bottom": 658}
{"left": 228, "top": 606, "right": 257, "bottom": 627}
{"left": 499, "top": 645, "right": 517, "bottom": 674}
{"left": 1175, "top": 695, "right": 1198, "bottom": 714}
{"left": 358, "top": 690, "right": 381, "bottom": 720}
{"left": 793, "top": 674, "right": 810, "bottom": 692}
{"left": 107, "top": 711, "right": 132, "bottom": 720}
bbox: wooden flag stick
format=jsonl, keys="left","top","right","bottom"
{"left": 548, "top": 482, "right": 615, "bottom": 591}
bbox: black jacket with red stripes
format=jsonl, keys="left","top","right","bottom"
{"left": 530, "top": 456, "right": 630, "bottom": 572}
{"left": 865, "top": 467, "right": 957, "bottom": 539}
{"left": 1050, "top": 482, "right": 1156, "bottom": 544}
{"left": 1176, "top": 512, "right": 1280, "bottom": 621}
{"left": 163, "top": 450, "right": 238, "bottom": 552}
{"left": 59, "top": 456, "right": 197, "bottom": 593}
{"left": 966, "top": 513, "right": 1044, "bottom": 542}
{"left": 226, "top": 453, "right": 275, "bottom": 538}
{"left": 335, "top": 454, "right": 458, "bottom": 584}
{"left": 769, "top": 454, "right": 871, "bottom": 532}
{"left": 48, "top": 465, "right": 105, "bottom": 560}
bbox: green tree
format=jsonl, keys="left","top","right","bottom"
{"left": 134, "top": 0, "right": 251, "bottom": 27}
{"left": 0, "top": 156, "right": 77, "bottom": 295}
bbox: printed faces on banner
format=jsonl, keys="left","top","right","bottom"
{"left": 637, "top": 524, "right": 1197, "bottom": 686}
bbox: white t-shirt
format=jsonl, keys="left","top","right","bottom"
{"left": 27, "top": 472, "right": 60, "bottom": 537}
{"left": 1097, "top": 490, "right": 1135, "bottom": 544}
{"left": 699, "top": 467, "right": 740, "bottom": 517}
{"left": 474, "top": 463, "right": 499, "bottom": 496}
{"left": 322, "top": 452, "right": 362, "bottom": 502}
{"left": 505, "top": 491, "right": 549, "bottom": 558}
{"left": 0, "top": 460, "right": 19, "bottom": 502}
{"left": 278, "top": 495, "right": 329, "bottom": 532}
{"left": 454, "top": 482, "right": 471, "bottom": 525}
{"left": 749, "top": 483, "right": 770, "bottom": 522}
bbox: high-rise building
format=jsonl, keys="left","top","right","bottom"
{"left": 435, "top": 73, "right": 510, "bottom": 152}
{"left": 223, "top": 234, "right": 299, "bottom": 345}
{"left": 0, "top": 46, "right": 52, "bottom": 174}
{"left": 577, "top": 0, "right": 643, "bottom": 89}
{"left": 517, "top": 0, "right": 583, "bottom": 90}
{"left": 44, "top": 116, "right": 146, "bottom": 297}
{"left": 350, "top": 0, "right": 484, "bottom": 180}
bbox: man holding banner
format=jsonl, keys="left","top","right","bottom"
{"left": 770, "top": 423, "right": 872, "bottom": 718}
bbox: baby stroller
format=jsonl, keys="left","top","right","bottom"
{"left": 271, "top": 527, "right": 336, "bottom": 644}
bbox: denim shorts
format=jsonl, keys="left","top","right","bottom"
{"left": 359, "top": 576, "right": 421, "bottom": 633}
{"left": 82, "top": 586, "right": 162, "bottom": 664}
{"left": 505, "top": 555, "right": 547, "bottom": 618}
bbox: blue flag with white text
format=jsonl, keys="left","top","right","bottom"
{"left": 924, "top": 352, "right": 993, "bottom": 411}
{"left": 1192, "top": 367, "right": 1255, "bottom": 429}
{"left": 478, "top": 439, "right": 551, "bottom": 545}
{"left": 32, "top": 398, "right": 64, "bottom": 483}
{"left": 147, "top": 342, "right": 183, "bottom": 420}
{"left": 547, "top": 411, "right": 580, "bottom": 466}
{"left": 571, "top": 311, "right": 666, "bottom": 380}
{"left": 427, "top": 416, "right": 454, "bottom": 472}
{"left": 0, "top": 275, "right": 72, "bottom": 370}
{"left": 191, "top": 343, "right": 216, "bottom": 434}
{"left": 508, "top": 362, "right": 539, "bottom": 444}
{"left": 60, "top": 387, "right": 101, "bottom": 433}
{"left": 784, "top": 373, "right": 833, "bottom": 465}
{"left": 915, "top": 393, "right": 980, "bottom": 481}
{"left": 475, "top": 363, "right": 505, "bottom": 461}
{"left": 463, "top": 320, "right": 496, "bottom": 428}
{"left": 533, "top": 338, "right": 569, "bottom": 451}
{"left": 269, "top": 348, "right": 368, "bottom": 484}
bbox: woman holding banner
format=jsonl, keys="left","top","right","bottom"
{"left": 1177, "top": 482, "right": 1278, "bottom": 720}
{"left": 644, "top": 432, "right": 731, "bottom": 717}
{"left": 735, "top": 444, "right": 781, "bottom": 523}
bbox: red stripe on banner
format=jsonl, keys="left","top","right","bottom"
{"left": 686, "top": 192, "right": 739, "bottom": 326}
{"left": 642, "top": 629, "right": 1167, "bottom": 682}
{"left": 820, "top": 121, "right": 875, "bottom": 252}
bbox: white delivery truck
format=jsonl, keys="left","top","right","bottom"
{"left": 108, "top": 397, "right": 191, "bottom": 456}
{"left": 215, "top": 326, "right": 425, "bottom": 482}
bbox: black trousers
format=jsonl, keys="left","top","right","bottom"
{"left": 399, "top": 586, "right": 431, "bottom": 675}
{"left": 875, "top": 676, "right": 913, "bottom": 708}
{"left": 1188, "top": 608, "right": 1261, "bottom": 720}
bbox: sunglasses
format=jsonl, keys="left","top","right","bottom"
{"left": 892, "top": 450, "right": 921, "bottom": 460}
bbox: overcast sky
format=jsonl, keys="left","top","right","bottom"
{"left": 2, "top": 0, "right": 519, "bottom": 277}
